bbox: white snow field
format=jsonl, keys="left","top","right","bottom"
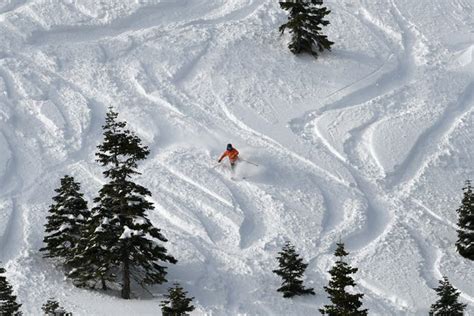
{"left": 0, "top": 0, "right": 473, "bottom": 314}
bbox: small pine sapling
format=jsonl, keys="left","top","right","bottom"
{"left": 0, "top": 266, "right": 22, "bottom": 315}
{"left": 42, "top": 298, "right": 72, "bottom": 316}
{"left": 160, "top": 283, "right": 195, "bottom": 316}
{"left": 320, "top": 242, "right": 367, "bottom": 315}
{"left": 455, "top": 180, "right": 474, "bottom": 261}
{"left": 272, "top": 241, "right": 315, "bottom": 298}
{"left": 40, "top": 175, "right": 89, "bottom": 263}
{"left": 429, "top": 276, "right": 466, "bottom": 316}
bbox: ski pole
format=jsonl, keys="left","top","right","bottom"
{"left": 240, "top": 158, "right": 259, "bottom": 166}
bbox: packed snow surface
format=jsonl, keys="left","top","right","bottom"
{"left": 0, "top": 0, "right": 473, "bottom": 315}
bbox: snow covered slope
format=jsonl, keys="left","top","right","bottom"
{"left": 0, "top": 0, "right": 473, "bottom": 314}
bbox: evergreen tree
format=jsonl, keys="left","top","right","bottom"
{"left": 160, "top": 283, "right": 195, "bottom": 316}
{"left": 40, "top": 175, "right": 89, "bottom": 263}
{"left": 42, "top": 299, "right": 59, "bottom": 315}
{"left": 456, "top": 180, "right": 474, "bottom": 261}
{"left": 272, "top": 241, "right": 315, "bottom": 298}
{"left": 66, "top": 209, "right": 117, "bottom": 290}
{"left": 319, "top": 243, "right": 367, "bottom": 315}
{"left": 429, "top": 276, "right": 466, "bottom": 315}
{"left": 279, "top": 0, "right": 334, "bottom": 58}
{"left": 0, "top": 266, "right": 22, "bottom": 315}
{"left": 69, "top": 107, "right": 176, "bottom": 298}
{"left": 42, "top": 298, "right": 72, "bottom": 316}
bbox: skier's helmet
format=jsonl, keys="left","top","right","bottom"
{"left": 227, "top": 143, "right": 233, "bottom": 150}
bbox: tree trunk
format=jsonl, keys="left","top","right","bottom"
{"left": 121, "top": 248, "right": 131, "bottom": 299}
{"left": 101, "top": 276, "right": 107, "bottom": 291}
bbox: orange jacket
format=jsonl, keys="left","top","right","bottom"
{"left": 219, "top": 148, "right": 239, "bottom": 163}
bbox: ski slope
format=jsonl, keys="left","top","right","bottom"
{"left": 0, "top": 0, "right": 473, "bottom": 314}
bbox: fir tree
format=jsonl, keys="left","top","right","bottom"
{"left": 160, "top": 283, "right": 195, "bottom": 316}
{"left": 455, "top": 180, "right": 474, "bottom": 261}
{"left": 272, "top": 241, "right": 315, "bottom": 298}
{"left": 429, "top": 276, "right": 466, "bottom": 315}
{"left": 67, "top": 210, "right": 117, "bottom": 290}
{"left": 40, "top": 175, "right": 89, "bottom": 263}
{"left": 42, "top": 298, "right": 72, "bottom": 316}
{"left": 320, "top": 242, "right": 367, "bottom": 315}
{"left": 0, "top": 266, "right": 22, "bottom": 315}
{"left": 70, "top": 107, "right": 177, "bottom": 298}
{"left": 279, "top": 0, "right": 334, "bottom": 58}
{"left": 42, "top": 299, "right": 59, "bottom": 315}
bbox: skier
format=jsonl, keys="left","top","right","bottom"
{"left": 218, "top": 144, "right": 239, "bottom": 169}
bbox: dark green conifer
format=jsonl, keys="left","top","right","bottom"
{"left": 279, "top": 0, "right": 334, "bottom": 58}
{"left": 320, "top": 243, "right": 367, "bottom": 315}
{"left": 40, "top": 175, "right": 89, "bottom": 262}
{"left": 272, "top": 241, "right": 315, "bottom": 298}
{"left": 69, "top": 107, "right": 176, "bottom": 298}
{"left": 67, "top": 209, "right": 117, "bottom": 290}
{"left": 0, "top": 266, "right": 22, "bottom": 315}
{"left": 160, "top": 283, "right": 195, "bottom": 316}
{"left": 429, "top": 276, "right": 466, "bottom": 315}
{"left": 42, "top": 298, "right": 72, "bottom": 316}
{"left": 456, "top": 180, "right": 474, "bottom": 261}
{"left": 42, "top": 299, "right": 60, "bottom": 315}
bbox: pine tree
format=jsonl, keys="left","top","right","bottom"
{"left": 319, "top": 242, "right": 367, "bottom": 315}
{"left": 456, "top": 180, "right": 474, "bottom": 261}
{"left": 272, "top": 241, "right": 315, "bottom": 298}
{"left": 42, "top": 299, "right": 59, "bottom": 315}
{"left": 160, "top": 283, "right": 195, "bottom": 316}
{"left": 69, "top": 107, "right": 177, "bottom": 298}
{"left": 42, "top": 298, "right": 72, "bottom": 316}
{"left": 429, "top": 276, "right": 466, "bottom": 315}
{"left": 279, "top": 0, "right": 334, "bottom": 58}
{"left": 40, "top": 175, "right": 89, "bottom": 263}
{"left": 0, "top": 266, "right": 22, "bottom": 315}
{"left": 67, "top": 209, "right": 117, "bottom": 290}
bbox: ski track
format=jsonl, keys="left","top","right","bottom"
{"left": 213, "top": 87, "right": 351, "bottom": 189}
{"left": 358, "top": 279, "right": 410, "bottom": 312}
{"left": 291, "top": 0, "right": 428, "bottom": 245}
{"left": 0, "top": 0, "right": 27, "bottom": 15}
{"left": 387, "top": 80, "right": 474, "bottom": 190}
{"left": 180, "top": 0, "right": 266, "bottom": 29}
{"left": 171, "top": 34, "right": 213, "bottom": 87}
{"left": 0, "top": 130, "right": 15, "bottom": 192}
{"left": 0, "top": 198, "right": 20, "bottom": 262}
{"left": 27, "top": 0, "right": 265, "bottom": 46}
{"left": 411, "top": 198, "right": 458, "bottom": 230}
{"left": 0, "top": 80, "right": 26, "bottom": 263}
{"left": 224, "top": 179, "right": 265, "bottom": 250}
{"left": 0, "top": 65, "right": 18, "bottom": 100}
{"left": 132, "top": 75, "right": 185, "bottom": 117}
{"left": 318, "top": 2, "right": 414, "bottom": 117}
{"left": 157, "top": 161, "right": 233, "bottom": 209}
{"left": 27, "top": 1, "right": 191, "bottom": 45}
{"left": 404, "top": 224, "right": 440, "bottom": 289}
{"left": 317, "top": 0, "right": 418, "bottom": 159}
{"left": 318, "top": 187, "right": 343, "bottom": 236}
{"left": 286, "top": 1, "right": 473, "bottom": 311}
{"left": 136, "top": 61, "right": 220, "bottom": 133}
{"left": 340, "top": 169, "right": 394, "bottom": 253}
{"left": 342, "top": 113, "right": 386, "bottom": 177}
{"left": 290, "top": 0, "right": 420, "bottom": 179}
